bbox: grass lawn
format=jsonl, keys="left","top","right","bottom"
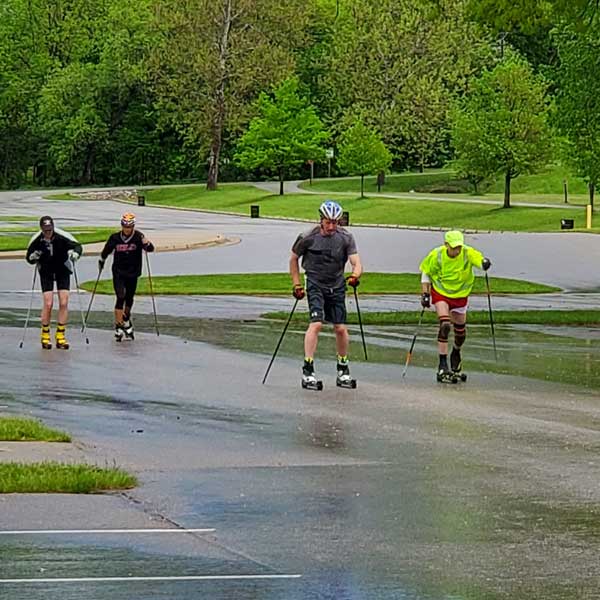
{"left": 140, "top": 187, "right": 592, "bottom": 232}
{"left": 0, "top": 216, "right": 36, "bottom": 222}
{"left": 80, "top": 272, "right": 559, "bottom": 296}
{"left": 0, "top": 417, "right": 70, "bottom": 442}
{"left": 0, "top": 227, "right": 115, "bottom": 252}
{"left": 303, "top": 164, "right": 593, "bottom": 206}
{"left": 0, "top": 462, "right": 137, "bottom": 493}
{"left": 262, "top": 309, "right": 600, "bottom": 326}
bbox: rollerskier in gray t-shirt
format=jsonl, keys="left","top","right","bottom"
{"left": 290, "top": 200, "right": 363, "bottom": 390}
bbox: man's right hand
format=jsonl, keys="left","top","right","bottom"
{"left": 29, "top": 250, "right": 42, "bottom": 262}
{"left": 292, "top": 285, "right": 305, "bottom": 300}
{"left": 421, "top": 292, "right": 431, "bottom": 308}
{"left": 98, "top": 258, "right": 105, "bottom": 271}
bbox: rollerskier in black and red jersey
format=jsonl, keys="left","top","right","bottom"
{"left": 99, "top": 213, "right": 154, "bottom": 341}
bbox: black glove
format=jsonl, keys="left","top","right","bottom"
{"left": 98, "top": 258, "right": 105, "bottom": 271}
{"left": 482, "top": 258, "right": 491, "bottom": 271}
{"left": 144, "top": 241, "right": 155, "bottom": 252}
{"left": 346, "top": 275, "right": 360, "bottom": 288}
{"left": 292, "top": 285, "right": 305, "bottom": 300}
{"left": 29, "top": 250, "right": 42, "bottom": 263}
{"left": 421, "top": 292, "right": 431, "bottom": 308}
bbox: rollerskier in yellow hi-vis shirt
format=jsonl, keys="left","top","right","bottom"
{"left": 419, "top": 230, "right": 491, "bottom": 383}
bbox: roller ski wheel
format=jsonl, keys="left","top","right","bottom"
{"left": 453, "top": 372, "right": 467, "bottom": 382}
{"left": 302, "top": 378, "right": 323, "bottom": 391}
{"left": 336, "top": 377, "right": 357, "bottom": 389}
{"left": 436, "top": 369, "right": 458, "bottom": 384}
{"left": 123, "top": 320, "right": 134, "bottom": 340}
{"left": 114, "top": 324, "right": 125, "bottom": 343}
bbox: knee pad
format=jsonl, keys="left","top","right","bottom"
{"left": 438, "top": 318, "right": 451, "bottom": 343}
{"left": 115, "top": 297, "right": 125, "bottom": 310}
{"left": 454, "top": 323, "right": 466, "bottom": 347}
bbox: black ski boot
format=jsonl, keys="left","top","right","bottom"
{"left": 114, "top": 322, "right": 125, "bottom": 342}
{"left": 336, "top": 356, "right": 357, "bottom": 389}
{"left": 301, "top": 359, "right": 323, "bottom": 391}
{"left": 123, "top": 318, "right": 134, "bottom": 340}
{"left": 436, "top": 355, "right": 457, "bottom": 384}
{"left": 450, "top": 347, "right": 467, "bottom": 382}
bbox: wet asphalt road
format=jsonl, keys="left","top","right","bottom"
{"left": 3, "top": 190, "right": 600, "bottom": 598}
{"left": 2, "top": 326, "right": 600, "bottom": 599}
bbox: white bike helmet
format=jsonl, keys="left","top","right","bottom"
{"left": 319, "top": 200, "right": 343, "bottom": 221}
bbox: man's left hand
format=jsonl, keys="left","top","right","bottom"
{"left": 346, "top": 275, "right": 360, "bottom": 288}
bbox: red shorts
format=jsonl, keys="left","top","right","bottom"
{"left": 431, "top": 288, "right": 468, "bottom": 312}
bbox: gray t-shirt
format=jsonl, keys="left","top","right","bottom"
{"left": 292, "top": 226, "right": 358, "bottom": 288}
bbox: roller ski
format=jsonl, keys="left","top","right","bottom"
{"left": 336, "top": 356, "right": 357, "bottom": 389}
{"left": 301, "top": 358, "right": 323, "bottom": 391}
{"left": 450, "top": 347, "right": 467, "bottom": 382}
{"left": 114, "top": 323, "right": 125, "bottom": 342}
{"left": 55, "top": 324, "right": 70, "bottom": 350}
{"left": 436, "top": 355, "right": 457, "bottom": 384}
{"left": 123, "top": 318, "right": 134, "bottom": 340}
{"left": 40, "top": 325, "right": 52, "bottom": 350}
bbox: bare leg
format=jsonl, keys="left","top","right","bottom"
{"left": 41, "top": 291, "right": 53, "bottom": 325}
{"left": 333, "top": 324, "right": 349, "bottom": 357}
{"left": 57, "top": 290, "right": 69, "bottom": 325}
{"left": 304, "top": 322, "right": 322, "bottom": 359}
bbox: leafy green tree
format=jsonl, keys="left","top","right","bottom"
{"left": 152, "top": 0, "right": 310, "bottom": 190}
{"left": 235, "top": 78, "right": 328, "bottom": 195}
{"left": 450, "top": 55, "right": 552, "bottom": 208}
{"left": 554, "top": 26, "right": 600, "bottom": 206}
{"left": 320, "top": 0, "right": 492, "bottom": 170}
{"left": 337, "top": 119, "right": 392, "bottom": 198}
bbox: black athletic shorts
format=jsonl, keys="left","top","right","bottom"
{"left": 307, "top": 281, "right": 347, "bottom": 324}
{"left": 113, "top": 275, "right": 138, "bottom": 307}
{"left": 40, "top": 268, "right": 70, "bottom": 292}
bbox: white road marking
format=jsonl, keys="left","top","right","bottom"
{"left": 0, "top": 528, "right": 215, "bottom": 535}
{"left": 0, "top": 574, "right": 302, "bottom": 584}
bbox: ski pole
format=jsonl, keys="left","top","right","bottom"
{"left": 71, "top": 261, "right": 89, "bottom": 345}
{"left": 145, "top": 251, "right": 160, "bottom": 336}
{"left": 353, "top": 286, "right": 368, "bottom": 361}
{"left": 83, "top": 262, "right": 103, "bottom": 333}
{"left": 262, "top": 298, "right": 299, "bottom": 385}
{"left": 485, "top": 272, "right": 498, "bottom": 362}
{"left": 19, "top": 267, "right": 38, "bottom": 349}
{"left": 402, "top": 307, "right": 425, "bottom": 378}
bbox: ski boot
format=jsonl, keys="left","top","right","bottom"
{"left": 336, "top": 356, "right": 357, "bottom": 389}
{"left": 436, "top": 368, "right": 458, "bottom": 384}
{"left": 114, "top": 322, "right": 125, "bottom": 342}
{"left": 450, "top": 347, "right": 467, "bottom": 382}
{"left": 123, "top": 318, "right": 134, "bottom": 340}
{"left": 301, "top": 359, "right": 323, "bottom": 391}
{"left": 55, "top": 324, "right": 69, "bottom": 350}
{"left": 40, "top": 324, "right": 52, "bottom": 350}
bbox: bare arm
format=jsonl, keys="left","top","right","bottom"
{"left": 421, "top": 272, "right": 431, "bottom": 294}
{"left": 348, "top": 253, "right": 362, "bottom": 278}
{"left": 289, "top": 251, "right": 302, "bottom": 287}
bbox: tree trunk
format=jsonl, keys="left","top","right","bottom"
{"left": 279, "top": 167, "right": 284, "bottom": 195}
{"left": 206, "top": 0, "right": 232, "bottom": 191}
{"left": 503, "top": 170, "right": 511, "bottom": 209}
{"left": 82, "top": 146, "right": 95, "bottom": 185}
{"left": 360, "top": 174, "right": 364, "bottom": 198}
{"left": 589, "top": 182, "right": 595, "bottom": 209}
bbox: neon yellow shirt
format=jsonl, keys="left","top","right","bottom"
{"left": 419, "top": 245, "right": 484, "bottom": 298}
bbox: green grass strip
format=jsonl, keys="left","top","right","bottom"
{"left": 0, "top": 417, "right": 70, "bottom": 442}
{"left": 80, "top": 272, "right": 558, "bottom": 296}
{"left": 0, "top": 462, "right": 137, "bottom": 493}
{"left": 262, "top": 309, "right": 600, "bottom": 326}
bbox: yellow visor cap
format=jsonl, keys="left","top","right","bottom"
{"left": 444, "top": 230, "right": 464, "bottom": 248}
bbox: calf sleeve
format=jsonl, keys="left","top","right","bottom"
{"left": 454, "top": 323, "right": 466, "bottom": 347}
{"left": 437, "top": 317, "right": 451, "bottom": 343}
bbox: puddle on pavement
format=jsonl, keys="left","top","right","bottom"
{"left": 2, "top": 308, "right": 600, "bottom": 390}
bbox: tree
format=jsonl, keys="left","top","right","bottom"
{"left": 152, "top": 0, "right": 311, "bottom": 190}
{"left": 234, "top": 78, "right": 328, "bottom": 195}
{"left": 450, "top": 55, "right": 552, "bottom": 208}
{"left": 336, "top": 119, "right": 392, "bottom": 198}
{"left": 554, "top": 26, "right": 600, "bottom": 207}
